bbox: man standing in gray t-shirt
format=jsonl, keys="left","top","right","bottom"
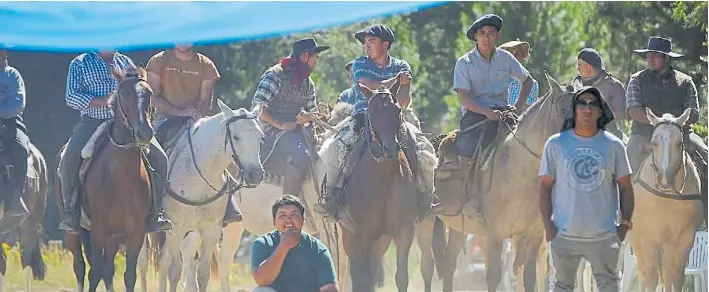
{"left": 539, "top": 87, "right": 635, "bottom": 292}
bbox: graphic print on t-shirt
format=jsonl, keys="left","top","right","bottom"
{"left": 564, "top": 147, "right": 605, "bottom": 192}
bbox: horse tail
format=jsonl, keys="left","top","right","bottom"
{"left": 148, "top": 232, "right": 165, "bottom": 273}
{"left": 376, "top": 260, "right": 385, "bottom": 288}
{"left": 432, "top": 216, "right": 448, "bottom": 279}
{"left": 24, "top": 239, "right": 46, "bottom": 280}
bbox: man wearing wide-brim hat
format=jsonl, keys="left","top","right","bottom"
{"left": 624, "top": 36, "right": 707, "bottom": 173}
{"left": 499, "top": 39, "right": 540, "bottom": 108}
{"left": 251, "top": 38, "right": 329, "bottom": 199}
{"left": 446, "top": 13, "right": 535, "bottom": 224}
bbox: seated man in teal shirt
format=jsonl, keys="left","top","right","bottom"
{"left": 251, "top": 195, "right": 338, "bottom": 292}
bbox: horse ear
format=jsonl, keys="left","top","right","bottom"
{"left": 676, "top": 108, "right": 692, "bottom": 126}
{"left": 646, "top": 107, "right": 661, "bottom": 126}
{"left": 217, "top": 99, "right": 235, "bottom": 118}
{"left": 136, "top": 66, "right": 148, "bottom": 79}
{"left": 111, "top": 66, "right": 125, "bottom": 81}
{"left": 389, "top": 78, "right": 401, "bottom": 98}
{"left": 544, "top": 71, "right": 563, "bottom": 95}
{"left": 358, "top": 83, "right": 374, "bottom": 99}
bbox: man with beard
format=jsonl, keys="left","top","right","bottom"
{"left": 145, "top": 44, "right": 242, "bottom": 225}
{"left": 0, "top": 50, "right": 30, "bottom": 217}
{"left": 251, "top": 195, "right": 338, "bottom": 292}
{"left": 312, "top": 24, "right": 436, "bottom": 222}
{"left": 60, "top": 50, "right": 171, "bottom": 233}
{"left": 570, "top": 48, "right": 626, "bottom": 139}
{"left": 625, "top": 36, "right": 707, "bottom": 172}
{"left": 539, "top": 87, "right": 634, "bottom": 292}
{"left": 251, "top": 38, "right": 327, "bottom": 199}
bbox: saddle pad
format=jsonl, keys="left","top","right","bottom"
{"left": 81, "top": 120, "right": 111, "bottom": 159}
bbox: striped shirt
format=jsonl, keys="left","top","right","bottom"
{"left": 65, "top": 51, "right": 135, "bottom": 120}
{"left": 351, "top": 55, "right": 412, "bottom": 114}
{"left": 507, "top": 77, "right": 539, "bottom": 105}
{"left": 338, "top": 88, "right": 356, "bottom": 105}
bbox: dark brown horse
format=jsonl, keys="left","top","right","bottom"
{"left": 340, "top": 81, "right": 418, "bottom": 292}
{"left": 56, "top": 66, "right": 154, "bottom": 292}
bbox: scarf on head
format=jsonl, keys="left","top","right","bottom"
{"left": 560, "top": 86, "right": 615, "bottom": 132}
{"left": 280, "top": 56, "right": 313, "bottom": 85}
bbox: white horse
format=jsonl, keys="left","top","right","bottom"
{"left": 139, "top": 100, "right": 265, "bottom": 292}
{"left": 210, "top": 117, "right": 350, "bottom": 292}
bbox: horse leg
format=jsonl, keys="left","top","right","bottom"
{"left": 484, "top": 236, "right": 505, "bottom": 292}
{"left": 512, "top": 234, "right": 543, "bottom": 292}
{"left": 67, "top": 233, "right": 87, "bottom": 292}
{"left": 161, "top": 231, "right": 183, "bottom": 292}
{"left": 87, "top": 235, "right": 104, "bottom": 292}
{"left": 394, "top": 222, "right": 415, "bottom": 292}
{"left": 632, "top": 240, "right": 659, "bottom": 291}
{"left": 442, "top": 228, "right": 466, "bottom": 292}
{"left": 214, "top": 223, "right": 244, "bottom": 292}
{"left": 101, "top": 238, "right": 120, "bottom": 292}
{"left": 662, "top": 236, "right": 693, "bottom": 292}
{"left": 416, "top": 218, "right": 435, "bottom": 292}
{"left": 180, "top": 231, "right": 201, "bottom": 292}
{"left": 124, "top": 233, "right": 145, "bottom": 292}
{"left": 137, "top": 236, "right": 149, "bottom": 292}
{"left": 343, "top": 229, "right": 378, "bottom": 292}
{"left": 18, "top": 217, "right": 47, "bottom": 292}
{"left": 197, "top": 228, "right": 221, "bottom": 292}
{"left": 0, "top": 243, "right": 6, "bottom": 292}
{"left": 536, "top": 239, "right": 550, "bottom": 292}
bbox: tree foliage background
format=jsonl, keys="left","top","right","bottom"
{"left": 7, "top": 1, "right": 706, "bottom": 239}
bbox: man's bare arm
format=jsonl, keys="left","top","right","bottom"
{"left": 252, "top": 245, "right": 290, "bottom": 286}
{"left": 198, "top": 79, "right": 216, "bottom": 115}
{"left": 539, "top": 175, "right": 555, "bottom": 234}
{"left": 147, "top": 71, "right": 183, "bottom": 115}
{"left": 617, "top": 175, "right": 634, "bottom": 223}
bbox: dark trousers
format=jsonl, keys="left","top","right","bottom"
{"left": 263, "top": 127, "right": 310, "bottom": 195}
{"left": 456, "top": 110, "right": 499, "bottom": 158}
{"left": 0, "top": 119, "right": 29, "bottom": 194}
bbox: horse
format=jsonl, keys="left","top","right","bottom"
{"left": 0, "top": 138, "right": 47, "bottom": 292}
{"left": 428, "top": 73, "right": 575, "bottom": 292}
{"left": 139, "top": 100, "right": 265, "bottom": 292}
{"left": 56, "top": 66, "right": 155, "bottom": 292}
{"left": 323, "top": 80, "right": 417, "bottom": 292}
{"left": 630, "top": 108, "right": 704, "bottom": 292}
{"left": 204, "top": 103, "right": 350, "bottom": 292}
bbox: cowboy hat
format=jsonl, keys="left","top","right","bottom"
{"left": 499, "top": 38, "right": 531, "bottom": 61}
{"left": 634, "top": 36, "right": 684, "bottom": 58}
{"left": 290, "top": 38, "right": 329, "bottom": 58}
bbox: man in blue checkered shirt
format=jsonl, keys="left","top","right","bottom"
{"left": 58, "top": 50, "right": 172, "bottom": 234}
{"left": 499, "top": 40, "right": 539, "bottom": 107}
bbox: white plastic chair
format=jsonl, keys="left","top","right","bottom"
{"left": 686, "top": 231, "right": 708, "bottom": 292}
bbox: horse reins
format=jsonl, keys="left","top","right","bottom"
{"left": 109, "top": 74, "right": 146, "bottom": 149}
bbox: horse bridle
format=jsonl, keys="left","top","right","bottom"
{"left": 364, "top": 92, "right": 403, "bottom": 163}
{"left": 109, "top": 74, "right": 147, "bottom": 149}
{"left": 638, "top": 120, "right": 692, "bottom": 197}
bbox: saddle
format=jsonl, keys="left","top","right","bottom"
{"left": 155, "top": 116, "right": 192, "bottom": 152}
{"left": 259, "top": 128, "right": 314, "bottom": 187}
{"left": 71, "top": 120, "right": 152, "bottom": 230}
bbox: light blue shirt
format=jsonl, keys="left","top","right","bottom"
{"left": 0, "top": 65, "right": 25, "bottom": 119}
{"left": 453, "top": 47, "right": 530, "bottom": 109}
{"left": 351, "top": 55, "right": 411, "bottom": 115}
{"left": 539, "top": 130, "right": 631, "bottom": 242}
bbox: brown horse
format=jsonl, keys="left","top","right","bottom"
{"left": 339, "top": 80, "right": 418, "bottom": 292}
{"left": 56, "top": 66, "right": 154, "bottom": 292}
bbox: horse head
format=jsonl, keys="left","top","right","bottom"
{"left": 360, "top": 80, "right": 403, "bottom": 160}
{"left": 646, "top": 108, "right": 692, "bottom": 192}
{"left": 109, "top": 66, "right": 154, "bottom": 146}
{"left": 217, "top": 99, "right": 265, "bottom": 187}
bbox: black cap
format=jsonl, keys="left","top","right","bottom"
{"left": 577, "top": 48, "right": 605, "bottom": 70}
{"left": 290, "top": 38, "right": 329, "bottom": 58}
{"left": 355, "top": 24, "right": 395, "bottom": 45}
{"left": 466, "top": 14, "right": 503, "bottom": 41}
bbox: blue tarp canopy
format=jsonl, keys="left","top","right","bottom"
{"left": 0, "top": 1, "right": 447, "bottom": 52}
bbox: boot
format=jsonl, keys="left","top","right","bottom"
{"left": 458, "top": 156, "right": 487, "bottom": 227}
{"left": 222, "top": 194, "right": 243, "bottom": 227}
{"left": 5, "top": 164, "right": 28, "bottom": 217}
{"left": 59, "top": 187, "right": 81, "bottom": 233}
{"left": 417, "top": 190, "right": 439, "bottom": 222}
{"left": 146, "top": 172, "right": 172, "bottom": 233}
{"left": 313, "top": 170, "right": 345, "bottom": 220}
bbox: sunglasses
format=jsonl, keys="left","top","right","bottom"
{"left": 574, "top": 99, "right": 601, "bottom": 109}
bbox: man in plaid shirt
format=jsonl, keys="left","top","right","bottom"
{"left": 59, "top": 50, "right": 172, "bottom": 234}
{"left": 251, "top": 38, "right": 328, "bottom": 199}
{"left": 499, "top": 39, "right": 539, "bottom": 108}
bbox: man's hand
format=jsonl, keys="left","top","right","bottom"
{"left": 296, "top": 113, "right": 313, "bottom": 125}
{"left": 545, "top": 225, "right": 558, "bottom": 242}
{"left": 277, "top": 122, "right": 297, "bottom": 131}
{"left": 178, "top": 108, "right": 202, "bottom": 120}
{"left": 398, "top": 71, "right": 412, "bottom": 85}
{"left": 616, "top": 225, "right": 629, "bottom": 242}
{"left": 279, "top": 229, "right": 301, "bottom": 250}
{"left": 486, "top": 110, "right": 502, "bottom": 121}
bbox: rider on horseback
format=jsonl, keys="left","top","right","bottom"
{"left": 0, "top": 50, "right": 31, "bottom": 217}
{"left": 625, "top": 36, "right": 708, "bottom": 172}
{"left": 146, "top": 44, "right": 243, "bottom": 225}
{"left": 570, "top": 48, "right": 626, "bottom": 139}
{"left": 251, "top": 38, "right": 328, "bottom": 199}
{"left": 59, "top": 50, "right": 172, "bottom": 233}
{"left": 313, "top": 24, "right": 437, "bottom": 222}
{"left": 444, "top": 14, "right": 534, "bottom": 222}
{"left": 337, "top": 61, "right": 356, "bottom": 105}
